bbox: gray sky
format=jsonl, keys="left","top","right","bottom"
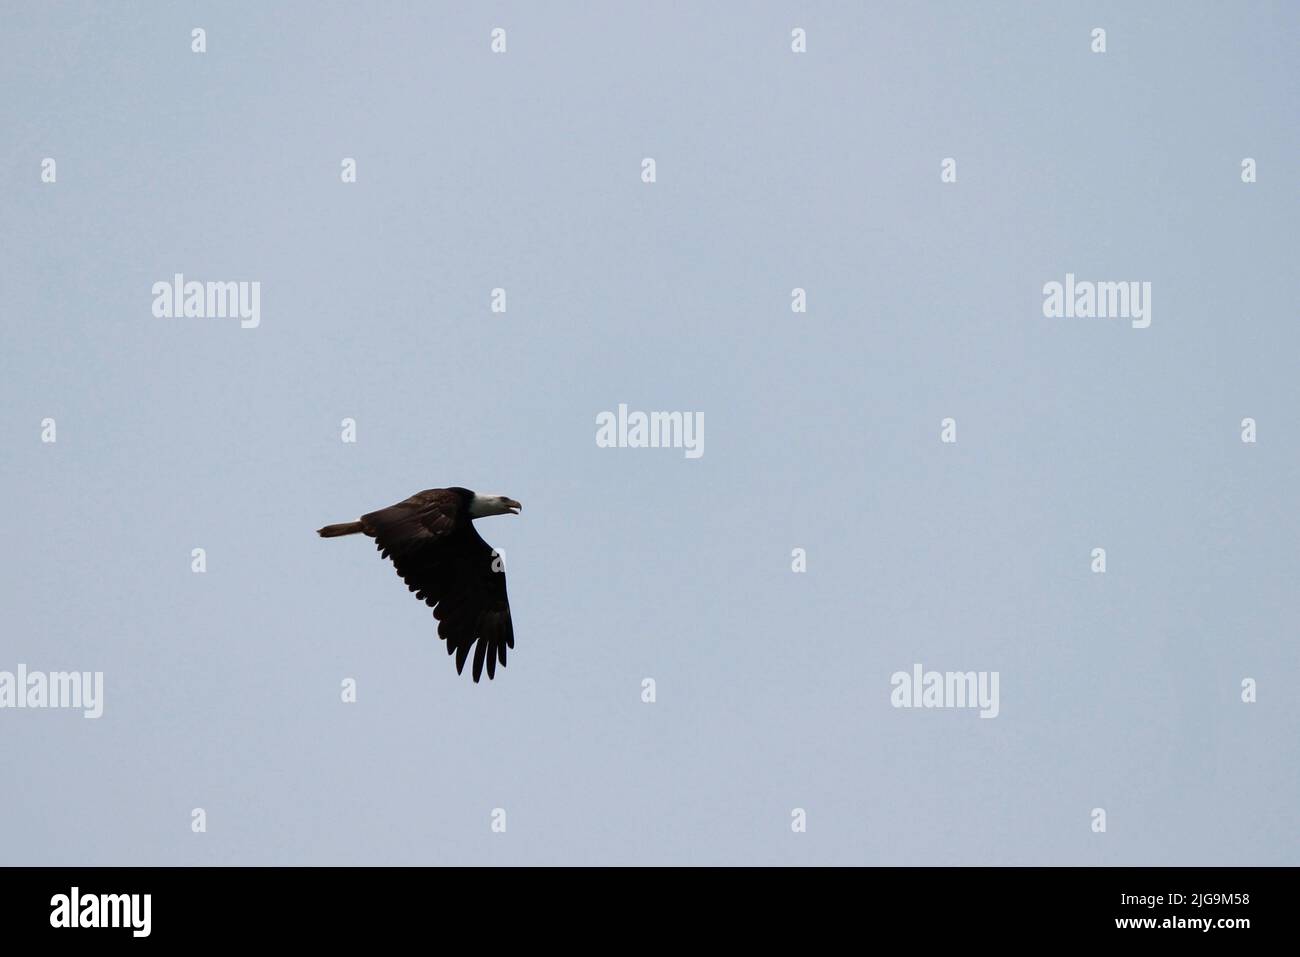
{"left": 1, "top": 1, "right": 1296, "bottom": 865}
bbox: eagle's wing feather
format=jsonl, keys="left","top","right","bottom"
{"left": 360, "top": 490, "right": 513, "bottom": 682}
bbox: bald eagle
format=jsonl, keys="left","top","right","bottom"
{"left": 318, "top": 487, "right": 521, "bottom": 682}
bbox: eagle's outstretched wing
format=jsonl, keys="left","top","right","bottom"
{"left": 361, "top": 490, "right": 513, "bottom": 682}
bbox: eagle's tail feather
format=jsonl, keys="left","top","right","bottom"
{"left": 317, "top": 521, "right": 364, "bottom": 538}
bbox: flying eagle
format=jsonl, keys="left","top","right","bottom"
{"left": 318, "top": 487, "right": 521, "bottom": 682}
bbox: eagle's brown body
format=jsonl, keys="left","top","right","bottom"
{"left": 318, "top": 487, "right": 519, "bottom": 682}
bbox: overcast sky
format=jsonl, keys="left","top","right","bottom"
{"left": 1, "top": 1, "right": 1296, "bottom": 865}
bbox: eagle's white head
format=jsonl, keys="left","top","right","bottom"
{"left": 469, "top": 492, "right": 522, "bottom": 517}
